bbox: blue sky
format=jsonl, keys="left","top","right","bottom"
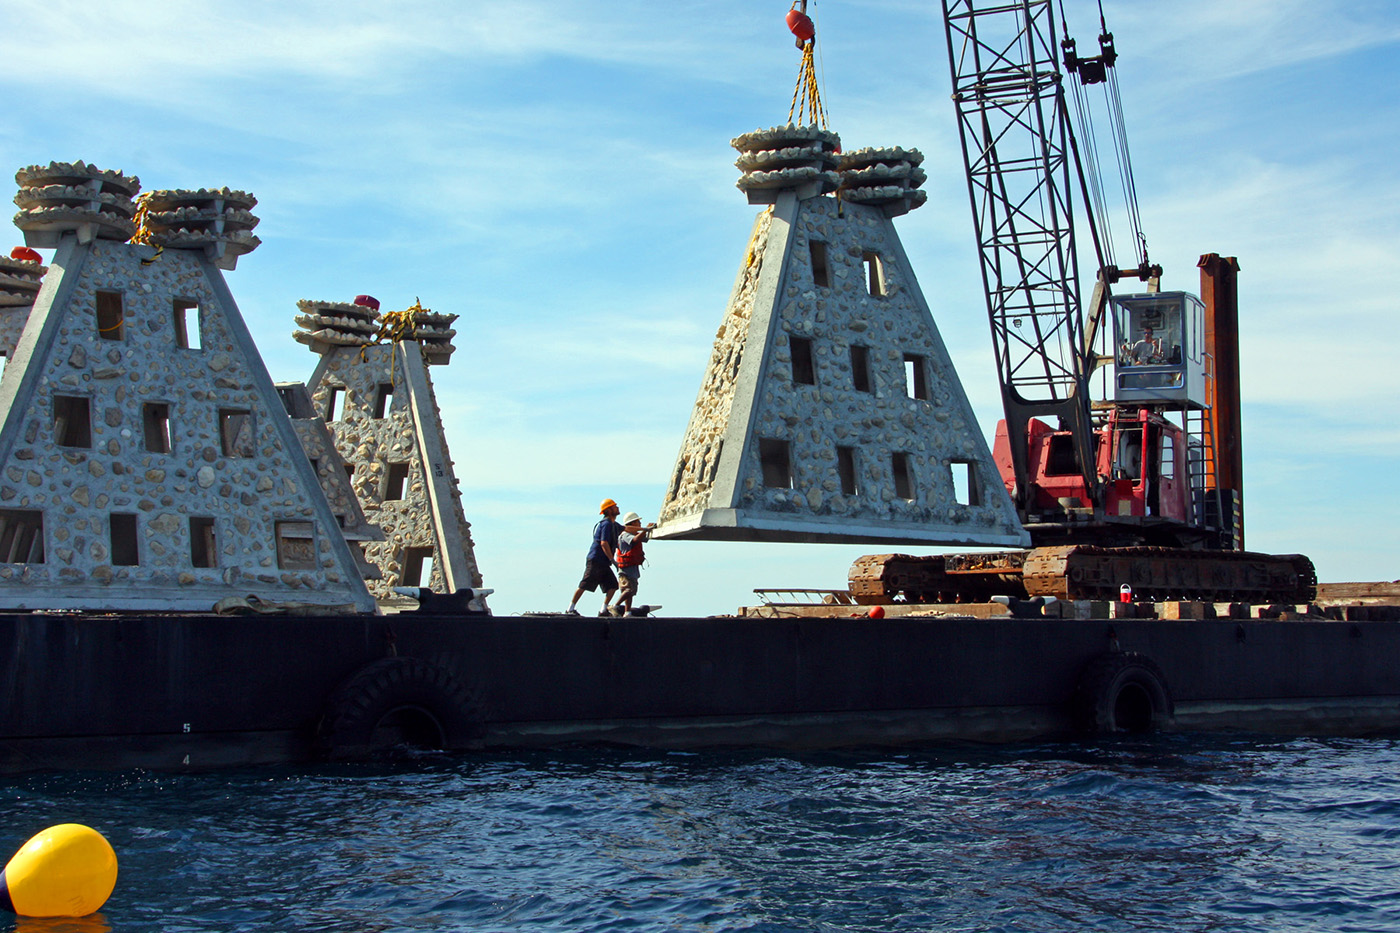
{"left": 2, "top": 0, "right": 1396, "bottom": 616}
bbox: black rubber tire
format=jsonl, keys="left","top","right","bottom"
{"left": 1073, "top": 651, "right": 1174, "bottom": 734}
{"left": 317, "top": 657, "right": 483, "bottom": 760}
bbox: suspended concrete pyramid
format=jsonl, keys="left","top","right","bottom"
{"left": 653, "top": 126, "right": 1029, "bottom": 546}
{"left": 296, "top": 296, "right": 487, "bottom": 607}
{"left": 0, "top": 160, "right": 376, "bottom": 611}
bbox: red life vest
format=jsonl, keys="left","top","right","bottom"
{"left": 616, "top": 535, "right": 645, "bottom": 568}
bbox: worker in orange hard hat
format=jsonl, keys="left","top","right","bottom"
{"left": 566, "top": 498, "right": 623, "bottom": 616}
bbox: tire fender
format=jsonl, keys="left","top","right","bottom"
{"left": 317, "top": 657, "right": 483, "bottom": 759}
{"left": 1073, "top": 651, "right": 1174, "bottom": 734}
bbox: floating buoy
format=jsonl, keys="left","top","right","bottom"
{"left": 0, "top": 825, "right": 118, "bottom": 918}
{"left": 1119, "top": 583, "right": 1133, "bottom": 604}
{"left": 353, "top": 294, "right": 380, "bottom": 311}
{"left": 867, "top": 605, "right": 886, "bottom": 619}
{"left": 786, "top": 8, "right": 815, "bottom": 43}
{"left": 9, "top": 246, "right": 42, "bottom": 264}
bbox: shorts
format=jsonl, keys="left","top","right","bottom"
{"left": 577, "top": 556, "right": 617, "bottom": 593}
{"left": 618, "top": 568, "right": 640, "bottom": 601}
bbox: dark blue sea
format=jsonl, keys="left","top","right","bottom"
{"left": 2, "top": 736, "right": 1398, "bottom": 932}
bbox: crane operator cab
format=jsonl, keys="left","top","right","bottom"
{"left": 1111, "top": 291, "right": 1208, "bottom": 408}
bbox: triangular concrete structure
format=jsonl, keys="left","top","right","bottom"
{"left": 275, "top": 381, "right": 385, "bottom": 582}
{"left": 0, "top": 161, "right": 376, "bottom": 611}
{"left": 0, "top": 250, "right": 45, "bottom": 364}
{"left": 297, "top": 298, "right": 487, "bottom": 606}
{"left": 655, "top": 127, "right": 1028, "bottom": 547}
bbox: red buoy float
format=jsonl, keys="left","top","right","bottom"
{"left": 786, "top": 8, "right": 814, "bottom": 43}
{"left": 353, "top": 294, "right": 380, "bottom": 311}
{"left": 9, "top": 247, "right": 41, "bottom": 264}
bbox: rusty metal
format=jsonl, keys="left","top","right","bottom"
{"left": 849, "top": 547, "right": 1315, "bottom": 605}
{"left": 1022, "top": 546, "right": 1315, "bottom": 602}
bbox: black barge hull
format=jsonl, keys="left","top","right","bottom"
{"left": 3, "top": 610, "right": 1400, "bottom": 772}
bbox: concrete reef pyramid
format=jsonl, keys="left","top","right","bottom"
{"left": 297, "top": 297, "right": 485, "bottom": 605}
{"left": 0, "top": 161, "right": 376, "bottom": 611}
{"left": 0, "top": 248, "right": 46, "bottom": 360}
{"left": 653, "top": 126, "right": 1028, "bottom": 546}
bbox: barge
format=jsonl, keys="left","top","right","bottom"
{"left": 3, "top": 593, "right": 1399, "bottom": 772}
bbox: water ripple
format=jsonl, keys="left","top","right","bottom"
{"left": 1, "top": 738, "right": 1399, "bottom": 930}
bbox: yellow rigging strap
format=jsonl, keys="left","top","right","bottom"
{"left": 360, "top": 298, "right": 431, "bottom": 380}
{"left": 784, "top": 2, "right": 827, "bottom": 130}
{"left": 787, "top": 40, "right": 828, "bottom": 129}
{"left": 127, "top": 193, "right": 164, "bottom": 266}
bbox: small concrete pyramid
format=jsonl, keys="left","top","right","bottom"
{"left": 654, "top": 127, "right": 1028, "bottom": 546}
{"left": 297, "top": 297, "right": 486, "bottom": 606}
{"left": 0, "top": 161, "right": 376, "bottom": 611}
{"left": 275, "top": 381, "right": 385, "bottom": 582}
{"left": 0, "top": 248, "right": 46, "bottom": 363}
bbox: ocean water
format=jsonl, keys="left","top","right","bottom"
{"left": 1, "top": 736, "right": 1398, "bottom": 932}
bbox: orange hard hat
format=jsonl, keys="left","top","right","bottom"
{"left": 599, "top": 498, "right": 618, "bottom": 514}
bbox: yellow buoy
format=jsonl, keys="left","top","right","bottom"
{"left": 0, "top": 824, "right": 118, "bottom": 917}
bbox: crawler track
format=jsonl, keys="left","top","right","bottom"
{"left": 850, "top": 547, "right": 1316, "bottom": 605}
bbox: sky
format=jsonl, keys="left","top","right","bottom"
{"left": 1, "top": 0, "right": 1396, "bottom": 616}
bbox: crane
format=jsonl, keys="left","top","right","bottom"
{"left": 942, "top": 0, "right": 1225, "bottom": 549}
{"left": 849, "top": 0, "right": 1317, "bottom": 604}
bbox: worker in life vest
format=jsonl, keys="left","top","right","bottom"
{"left": 612, "top": 511, "right": 656, "bottom": 617}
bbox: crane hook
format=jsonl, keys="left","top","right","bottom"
{"left": 786, "top": 1, "right": 815, "bottom": 48}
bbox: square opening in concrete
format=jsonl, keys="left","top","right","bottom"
{"left": 324, "top": 385, "right": 346, "bottom": 422}
{"left": 219, "top": 409, "right": 254, "bottom": 457}
{"left": 862, "top": 252, "right": 886, "bottom": 297}
{"left": 904, "top": 354, "right": 929, "bottom": 400}
{"left": 275, "top": 521, "right": 317, "bottom": 570}
{"left": 0, "top": 509, "right": 44, "bottom": 563}
{"left": 142, "top": 403, "right": 171, "bottom": 454}
{"left": 53, "top": 395, "right": 92, "bottom": 449}
{"left": 809, "top": 240, "right": 830, "bottom": 288}
{"left": 109, "top": 513, "right": 139, "bottom": 566}
{"left": 758, "top": 438, "right": 793, "bottom": 489}
{"left": 790, "top": 336, "right": 816, "bottom": 386}
{"left": 949, "top": 460, "right": 981, "bottom": 506}
{"left": 837, "top": 446, "right": 859, "bottom": 496}
{"left": 384, "top": 462, "right": 410, "bottom": 500}
{"left": 95, "top": 290, "right": 124, "bottom": 341}
{"left": 850, "top": 345, "right": 871, "bottom": 393}
{"left": 373, "top": 383, "right": 394, "bottom": 419}
{"left": 189, "top": 516, "right": 217, "bottom": 568}
{"left": 892, "top": 452, "right": 915, "bottom": 500}
{"left": 173, "top": 299, "right": 201, "bottom": 349}
{"left": 400, "top": 546, "right": 435, "bottom": 587}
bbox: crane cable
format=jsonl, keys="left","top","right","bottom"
{"left": 1059, "top": 0, "right": 1150, "bottom": 272}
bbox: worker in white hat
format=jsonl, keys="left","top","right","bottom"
{"left": 612, "top": 511, "right": 656, "bottom": 617}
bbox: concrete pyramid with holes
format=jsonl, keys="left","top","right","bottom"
{"left": 653, "top": 127, "right": 1028, "bottom": 546}
{"left": 297, "top": 297, "right": 487, "bottom": 607}
{"left": 0, "top": 160, "right": 376, "bottom": 611}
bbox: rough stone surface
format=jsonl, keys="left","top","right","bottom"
{"left": 305, "top": 311, "right": 485, "bottom": 606}
{"left": 655, "top": 168, "right": 1027, "bottom": 547}
{"left": 0, "top": 233, "right": 374, "bottom": 612}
